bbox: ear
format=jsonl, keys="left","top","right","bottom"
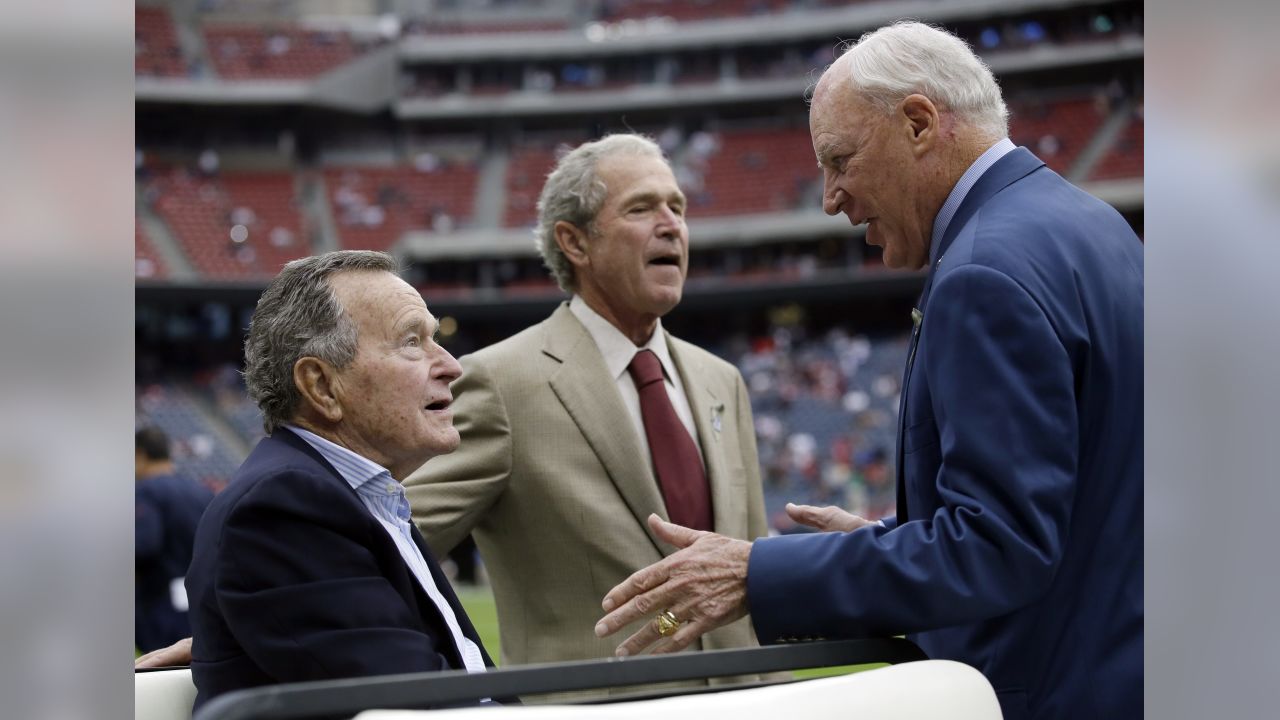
{"left": 553, "top": 220, "right": 591, "bottom": 270}
{"left": 293, "top": 356, "right": 343, "bottom": 424}
{"left": 900, "top": 93, "right": 939, "bottom": 158}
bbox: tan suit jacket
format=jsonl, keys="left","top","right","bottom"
{"left": 404, "top": 302, "right": 773, "bottom": 698}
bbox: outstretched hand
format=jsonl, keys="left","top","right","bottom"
{"left": 785, "top": 502, "right": 874, "bottom": 533}
{"left": 594, "top": 514, "right": 752, "bottom": 657}
{"left": 135, "top": 636, "right": 193, "bottom": 669}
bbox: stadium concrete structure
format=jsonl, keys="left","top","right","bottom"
{"left": 135, "top": 0, "right": 1142, "bottom": 531}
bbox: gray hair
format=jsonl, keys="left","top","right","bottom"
{"left": 534, "top": 133, "right": 668, "bottom": 293}
{"left": 243, "top": 250, "right": 399, "bottom": 434}
{"left": 834, "top": 21, "right": 1008, "bottom": 139}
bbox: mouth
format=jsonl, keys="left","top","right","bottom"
{"left": 424, "top": 398, "right": 452, "bottom": 412}
{"left": 647, "top": 252, "right": 682, "bottom": 269}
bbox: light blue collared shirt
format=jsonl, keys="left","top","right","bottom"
{"left": 929, "top": 137, "right": 1016, "bottom": 264}
{"left": 284, "top": 424, "right": 487, "bottom": 674}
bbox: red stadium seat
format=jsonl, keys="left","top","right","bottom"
{"left": 136, "top": 7, "right": 187, "bottom": 78}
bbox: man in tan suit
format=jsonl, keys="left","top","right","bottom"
{"left": 403, "top": 134, "right": 773, "bottom": 697}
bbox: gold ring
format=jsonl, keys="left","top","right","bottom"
{"left": 655, "top": 610, "right": 681, "bottom": 637}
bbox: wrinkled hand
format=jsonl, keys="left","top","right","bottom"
{"left": 594, "top": 514, "right": 751, "bottom": 657}
{"left": 785, "top": 502, "right": 873, "bottom": 533}
{"left": 135, "top": 637, "right": 192, "bottom": 668}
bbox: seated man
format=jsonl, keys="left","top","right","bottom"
{"left": 185, "top": 250, "right": 495, "bottom": 712}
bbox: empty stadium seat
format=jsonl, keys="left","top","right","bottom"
{"left": 503, "top": 143, "right": 573, "bottom": 227}
{"left": 135, "top": 7, "right": 187, "bottom": 78}
{"left": 325, "top": 162, "right": 480, "bottom": 251}
{"left": 136, "top": 221, "right": 168, "bottom": 279}
{"left": 690, "top": 127, "right": 819, "bottom": 218}
{"left": 1090, "top": 110, "right": 1144, "bottom": 180}
{"left": 1009, "top": 95, "right": 1107, "bottom": 176}
{"left": 146, "top": 169, "right": 311, "bottom": 280}
{"left": 204, "top": 25, "right": 364, "bottom": 80}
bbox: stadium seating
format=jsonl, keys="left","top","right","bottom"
{"left": 136, "top": 221, "right": 168, "bottom": 280}
{"left": 135, "top": 6, "right": 187, "bottom": 78}
{"left": 1008, "top": 95, "right": 1107, "bottom": 176}
{"left": 688, "top": 127, "right": 819, "bottom": 218}
{"left": 326, "top": 161, "right": 481, "bottom": 251}
{"left": 137, "top": 382, "right": 244, "bottom": 488}
{"left": 601, "top": 0, "right": 788, "bottom": 24}
{"left": 411, "top": 19, "right": 569, "bottom": 36}
{"left": 503, "top": 144, "right": 564, "bottom": 228}
{"left": 1090, "top": 108, "right": 1144, "bottom": 180}
{"left": 147, "top": 169, "right": 311, "bottom": 280}
{"left": 204, "top": 25, "right": 364, "bottom": 80}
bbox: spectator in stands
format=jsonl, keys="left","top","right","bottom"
{"left": 595, "top": 22, "right": 1143, "bottom": 720}
{"left": 156, "top": 251, "right": 500, "bottom": 711}
{"left": 403, "top": 133, "right": 781, "bottom": 699}
{"left": 134, "top": 426, "right": 214, "bottom": 653}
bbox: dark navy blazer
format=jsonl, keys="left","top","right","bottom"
{"left": 186, "top": 428, "right": 495, "bottom": 712}
{"left": 748, "top": 149, "right": 1143, "bottom": 720}
{"left": 135, "top": 472, "right": 213, "bottom": 652}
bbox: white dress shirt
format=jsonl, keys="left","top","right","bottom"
{"left": 569, "top": 295, "right": 705, "bottom": 473}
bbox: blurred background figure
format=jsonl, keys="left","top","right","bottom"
{"left": 134, "top": 426, "right": 213, "bottom": 653}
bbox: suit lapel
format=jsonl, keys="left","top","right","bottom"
{"left": 897, "top": 147, "right": 1047, "bottom": 522}
{"left": 668, "top": 336, "right": 742, "bottom": 541}
{"left": 274, "top": 429, "right": 476, "bottom": 669}
{"left": 543, "top": 304, "right": 668, "bottom": 556}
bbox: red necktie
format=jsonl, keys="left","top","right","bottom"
{"left": 627, "top": 349, "right": 713, "bottom": 531}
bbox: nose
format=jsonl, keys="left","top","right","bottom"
{"left": 822, "top": 170, "right": 846, "bottom": 216}
{"left": 432, "top": 345, "right": 463, "bottom": 384}
{"left": 656, "top": 203, "right": 685, "bottom": 241}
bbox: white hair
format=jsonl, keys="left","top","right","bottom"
{"left": 835, "top": 21, "right": 1008, "bottom": 139}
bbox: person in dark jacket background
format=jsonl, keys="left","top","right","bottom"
{"left": 135, "top": 426, "right": 213, "bottom": 653}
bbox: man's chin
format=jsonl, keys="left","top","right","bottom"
{"left": 650, "top": 288, "right": 683, "bottom": 316}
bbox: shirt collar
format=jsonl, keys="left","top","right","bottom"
{"left": 569, "top": 295, "right": 679, "bottom": 384}
{"left": 284, "top": 424, "right": 397, "bottom": 495}
{"left": 929, "top": 137, "right": 1016, "bottom": 264}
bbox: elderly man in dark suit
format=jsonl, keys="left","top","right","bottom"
{"left": 184, "top": 251, "right": 496, "bottom": 712}
{"left": 595, "top": 22, "right": 1142, "bottom": 720}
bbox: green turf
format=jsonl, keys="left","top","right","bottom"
{"left": 458, "top": 585, "right": 882, "bottom": 680}
{"left": 457, "top": 585, "right": 502, "bottom": 665}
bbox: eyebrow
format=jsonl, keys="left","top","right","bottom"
{"left": 394, "top": 313, "right": 434, "bottom": 339}
{"left": 815, "top": 144, "right": 840, "bottom": 168}
{"left": 620, "top": 189, "right": 687, "bottom": 208}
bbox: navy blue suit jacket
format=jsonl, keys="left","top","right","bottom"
{"left": 186, "top": 428, "right": 495, "bottom": 712}
{"left": 136, "top": 472, "right": 214, "bottom": 652}
{"left": 748, "top": 149, "right": 1142, "bottom": 720}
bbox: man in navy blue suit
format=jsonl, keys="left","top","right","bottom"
{"left": 135, "top": 426, "right": 213, "bottom": 653}
{"left": 184, "top": 250, "right": 497, "bottom": 712}
{"left": 595, "top": 21, "right": 1142, "bottom": 720}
